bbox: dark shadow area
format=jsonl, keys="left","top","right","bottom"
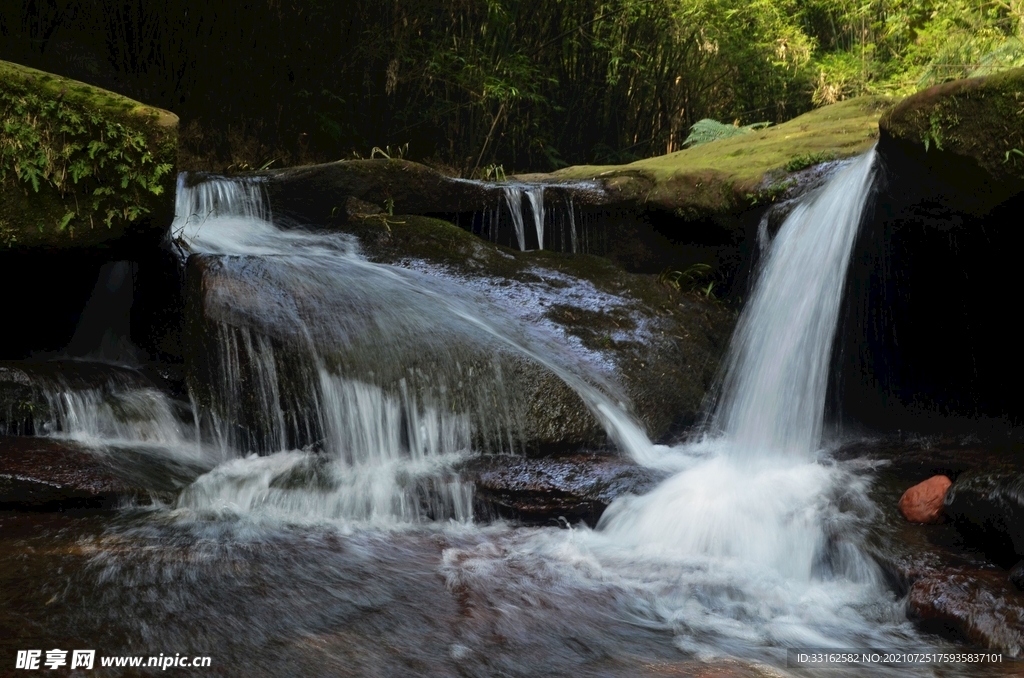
{"left": 830, "top": 137, "right": 1024, "bottom": 435}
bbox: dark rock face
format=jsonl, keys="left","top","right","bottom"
{"left": 946, "top": 469, "right": 1024, "bottom": 566}
{"left": 831, "top": 73, "right": 1024, "bottom": 433}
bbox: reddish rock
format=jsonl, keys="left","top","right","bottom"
{"left": 899, "top": 475, "right": 952, "bottom": 523}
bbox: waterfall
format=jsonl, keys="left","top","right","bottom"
{"left": 167, "top": 174, "right": 653, "bottom": 523}
{"left": 525, "top": 187, "right": 545, "bottom": 250}
{"left": 711, "top": 150, "right": 877, "bottom": 459}
{"left": 502, "top": 186, "right": 527, "bottom": 251}
{"left": 575, "top": 150, "right": 896, "bottom": 660}
{"left": 567, "top": 196, "right": 578, "bottom": 254}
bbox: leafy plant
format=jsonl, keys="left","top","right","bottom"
{"left": 0, "top": 82, "right": 173, "bottom": 236}
{"left": 682, "top": 119, "right": 772, "bottom": 148}
{"left": 785, "top": 150, "right": 837, "bottom": 172}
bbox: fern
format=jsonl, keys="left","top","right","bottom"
{"left": 682, "top": 119, "right": 771, "bottom": 148}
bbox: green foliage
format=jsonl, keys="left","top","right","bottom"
{"left": 784, "top": 150, "right": 837, "bottom": 171}
{"left": 659, "top": 262, "right": 716, "bottom": 296}
{"left": 683, "top": 119, "right": 772, "bottom": 148}
{"left": 0, "top": 78, "right": 172, "bottom": 235}
{"left": 745, "top": 177, "right": 797, "bottom": 206}
{"left": 6, "top": 0, "right": 1023, "bottom": 175}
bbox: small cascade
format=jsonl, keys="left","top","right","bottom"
{"left": 65, "top": 261, "right": 140, "bottom": 365}
{"left": 0, "top": 362, "right": 193, "bottom": 447}
{"left": 169, "top": 174, "right": 654, "bottom": 523}
{"left": 525, "top": 187, "right": 545, "bottom": 249}
{"left": 482, "top": 183, "right": 592, "bottom": 252}
{"left": 567, "top": 196, "right": 578, "bottom": 253}
{"left": 502, "top": 186, "right": 527, "bottom": 251}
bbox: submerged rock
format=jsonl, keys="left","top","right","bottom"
{"left": 0, "top": 60, "right": 177, "bottom": 250}
{"left": 0, "top": 436, "right": 142, "bottom": 508}
{"left": 899, "top": 475, "right": 952, "bottom": 524}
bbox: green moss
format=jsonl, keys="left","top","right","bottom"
{"left": 880, "top": 68, "right": 1024, "bottom": 183}
{"left": 0, "top": 60, "right": 178, "bottom": 249}
{"left": 540, "top": 96, "right": 893, "bottom": 214}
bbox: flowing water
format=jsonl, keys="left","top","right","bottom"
{"left": 2, "top": 151, "right": 1012, "bottom": 676}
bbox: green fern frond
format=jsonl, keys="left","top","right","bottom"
{"left": 682, "top": 119, "right": 771, "bottom": 148}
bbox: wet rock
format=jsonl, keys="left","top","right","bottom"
{"left": 899, "top": 475, "right": 952, "bottom": 524}
{"left": 855, "top": 438, "right": 1024, "bottom": 655}
{"left": 342, "top": 215, "right": 734, "bottom": 442}
{"left": 946, "top": 468, "right": 1024, "bottom": 564}
{"left": 1011, "top": 561, "right": 1024, "bottom": 591}
{"left": 464, "top": 453, "right": 664, "bottom": 526}
{"left": 908, "top": 569, "right": 1024, "bottom": 656}
{"left": 0, "top": 437, "right": 143, "bottom": 508}
{"left": 182, "top": 218, "right": 733, "bottom": 454}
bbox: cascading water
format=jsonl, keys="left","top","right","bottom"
{"left": 535, "top": 150, "right": 913, "bottom": 662}
{"left": 502, "top": 186, "right": 527, "bottom": 251}
{"left": 525, "top": 186, "right": 545, "bottom": 250}
{"left": 166, "top": 173, "right": 652, "bottom": 524}
{"left": 17, "top": 149, "right": 995, "bottom": 676}
{"left": 709, "top": 151, "right": 878, "bottom": 458}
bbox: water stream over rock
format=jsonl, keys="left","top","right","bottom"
{"left": 2, "top": 152, "right": 1012, "bottom": 676}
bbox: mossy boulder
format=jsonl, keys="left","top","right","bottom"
{"left": 522, "top": 96, "right": 892, "bottom": 217}
{"left": 0, "top": 60, "right": 177, "bottom": 249}
{"left": 879, "top": 68, "right": 1024, "bottom": 213}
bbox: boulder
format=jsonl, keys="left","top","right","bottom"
{"left": 181, "top": 212, "right": 733, "bottom": 455}
{"left": 898, "top": 474, "right": 952, "bottom": 523}
{"left": 945, "top": 468, "right": 1024, "bottom": 564}
{"left": 464, "top": 453, "right": 663, "bottom": 526}
{"left": 879, "top": 67, "right": 1024, "bottom": 213}
{"left": 832, "top": 69, "right": 1024, "bottom": 432}
{"left": 0, "top": 59, "right": 177, "bottom": 250}
{"left": 332, "top": 213, "right": 734, "bottom": 446}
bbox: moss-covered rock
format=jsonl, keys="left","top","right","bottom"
{"left": 878, "top": 68, "right": 1024, "bottom": 213}
{"left": 523, "top": 96, "right": 892, "bottom": 215}
{"left": 0, "top": 60, "right": 177, "bottom": 249}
